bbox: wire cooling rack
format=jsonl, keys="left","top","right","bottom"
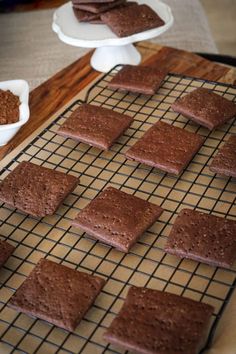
{"left": 0, "top": 66, "right": 235, "bottom": 354}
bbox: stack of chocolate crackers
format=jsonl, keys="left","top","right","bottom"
{"left": 72, "top": 0, "right": 128, "bottom": 24}
{"left": 72, "top": 0, "right": 165, "bottom": 37}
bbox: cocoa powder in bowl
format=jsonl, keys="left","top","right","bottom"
{"left": 0, "top": 89, "right": 20, "bottom": 125}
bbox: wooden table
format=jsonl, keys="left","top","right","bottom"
{"left": 1, "top": 41, "right": 236, "bottom": 161}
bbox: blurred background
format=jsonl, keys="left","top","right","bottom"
{"left": 201, "top": 0, "right": 236, "bottom": 56}
{"left": 0, "top": 0, "right": 235, "bottom": 56}
{"left": 0, "top": 0, "right": 235, "bottom": 89}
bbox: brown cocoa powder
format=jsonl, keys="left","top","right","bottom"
{"left": 0, "top": 89, "right": 20, "bottom": 125}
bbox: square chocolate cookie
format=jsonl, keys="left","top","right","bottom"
{"left": 0, "top": 240, "right": 15, "bottom": 268}
{"left": 209, "top": 135, "right": 236, "bottom": 178}
{"left": 108, "top": 65, "right": 167, "bottom": 95}
{"left": 57, "top": 103, "right": 133, "bottom": 150}
{"left": 72, "top": 186, "right": 163, "bottom": 252}
{"left": 73, "top": 0, "right": 115, "bottom": 4}
{"left": 171, "top": 87, "right": 236, "bottom": 130}
{"left": 73, "top": 7, "right": 101, "bottom": 22}
{"left": 8, "top": 258, "right": 105, "bottom": 331}
{"left": 165, "top": 209, "right": 236, "bottom": 268}
{"left": 104, "top": 286, "right": 214, "bottom": 354}
{"left": 0, "top": 161, "right": 79, "bottom": 217}
{"left": 73, "top": 0, "right": 125, "bottom": 14}
{"left": 125, "top": 121, "right": 204, "bottom": 175}
{"left": 101, "top": 4, "right": 165, "bottom": 37}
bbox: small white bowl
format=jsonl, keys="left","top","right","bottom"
{"left": 0, "top": 80, "right": 30, "bottom": 146}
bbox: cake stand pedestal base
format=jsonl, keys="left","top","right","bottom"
{"left": 91, "top": 44, "right": 141, "bottom": 72}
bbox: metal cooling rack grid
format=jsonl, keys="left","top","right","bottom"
{"left": 0, "top": 67, "right": 235, "bottom": 354}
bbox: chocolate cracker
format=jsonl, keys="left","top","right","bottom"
{"left": 108, "top": 65, "right": 167, "bottom": 95}
{"left": 104, "top": 286, "right": 214, "bottom": 354}
{"left": 172, "top": 88, "right": 236, "bottom": 130}
{"left": 0, "top": 240, "right": 15, "bottom": 268}
{"left": 72, "top": 186, "right": 163, "bottom": 252}
{"left": 209, "top": 135, "right": 236, "bottom": 178}
{"left": 101, "top": 4, "right": 165, "bottom": 37}
{"left": 0, "top": 161, "right": 79, "bottom": 218}
{"left": 8, "top": 258, "right": 105, "bottom": 331}
{"left": 165, "top": 209, "right": 236, "bottom": 268}
{"left": 57, "top": 103, "right": 133, "bottom": 150}
{"left": 73, "top": 0, "right": 115, "bottom": 4}
{"left": 73, "top": 7, "right": 101, "bottom": 21}
{"left": 73, "top": 0, "right": 125, "bottom": 14}
{"left": 126, "top": 121, "right": 204, "bottom": 175}
{"left": 90, "top": 18, "right": 104, "bottom": 24}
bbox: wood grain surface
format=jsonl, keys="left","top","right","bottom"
{"left": 0, "top": 41, "right": 236, "bottom": 161}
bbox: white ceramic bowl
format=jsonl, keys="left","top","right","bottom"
{"left": 0, "top": 80, "right": 30, "bottom": 146}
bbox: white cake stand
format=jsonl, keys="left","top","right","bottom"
{"left": 52, "top": 0, "right": 173, "bottom": 72}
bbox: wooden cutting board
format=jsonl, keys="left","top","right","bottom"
{"left": 1, "top": 41, "right": 236, "bottom": 161}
